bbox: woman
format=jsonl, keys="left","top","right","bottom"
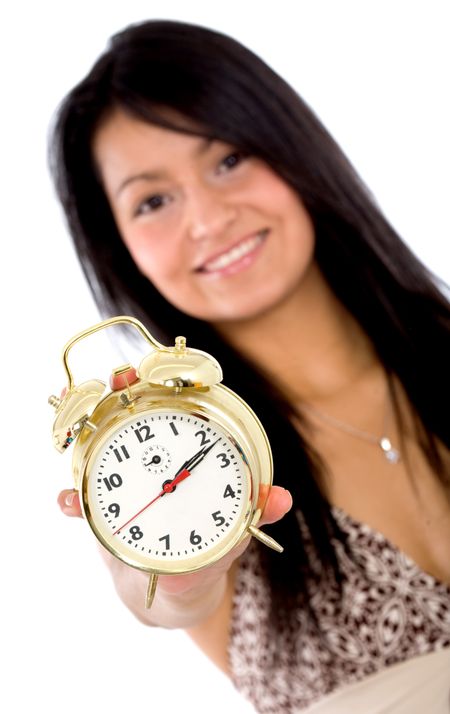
{"left": 51, "top": 19, "right": 450, "bottom": 713}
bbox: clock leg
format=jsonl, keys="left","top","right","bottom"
{"left": 248, "top": 525, "right": 284, "bottom": 553}
{"left": 145, "top": 572, "right": 159, "bottom": 609}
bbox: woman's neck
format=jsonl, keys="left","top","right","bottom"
{"left": 214, "top": 262, "right": 380, "bottom": 402}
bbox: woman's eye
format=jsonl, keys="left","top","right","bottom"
{"left": 218, "top": 150, "right": 247, "bottom": 173}
{"left": 135, "top": 194, "right": 167, "bottom": 216}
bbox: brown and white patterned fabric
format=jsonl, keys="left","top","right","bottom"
{"left": 228, "top": 507, "right": 450, "bottom": 713}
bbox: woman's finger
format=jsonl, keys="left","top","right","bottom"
{"left": 258, "top": 485, "right": 293, "bottom": 526}
{"left": 57, "top": 489, "right": 82, "bottom": 517}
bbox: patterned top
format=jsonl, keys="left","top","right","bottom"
{"left": 228, "top": 507, "right": 450, "bottom": 713}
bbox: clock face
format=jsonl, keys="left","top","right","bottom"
{"left": 83, "top": 408, "right": 251, "bottom": 571}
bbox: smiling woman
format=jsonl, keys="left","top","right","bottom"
{"left": 49, "top": 18, "right": 450, "bottom": 714}
{"left": 93, "top": 109, "right": 316, "bottom": 320}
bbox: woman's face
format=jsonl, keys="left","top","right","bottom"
{"left": 93, "top": 108, "right": 316, "bottom": 323}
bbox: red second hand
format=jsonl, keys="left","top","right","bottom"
{"left": 112, "top": 468, "right": 191, "bottom": 536}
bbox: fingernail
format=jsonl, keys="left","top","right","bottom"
{"left": 65, "top": 492, "right": 75, "bottom": 507}
{"left": 284, "top": 491, "right": 293, "bottom": 511}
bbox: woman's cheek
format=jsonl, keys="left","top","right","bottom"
{"left": 121, "top": 230, "right": 158, "bottom": 273}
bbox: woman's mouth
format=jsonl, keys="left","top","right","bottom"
{"left": 197, "top": 230, "right": 269, "bottom": 277}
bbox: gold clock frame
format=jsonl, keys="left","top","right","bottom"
{"left": 49, "top": 316, "right": 283, "bottom": 609}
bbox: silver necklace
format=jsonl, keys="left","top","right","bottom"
{"left": 303, "top": 395, "right": 401, "bottom": 464}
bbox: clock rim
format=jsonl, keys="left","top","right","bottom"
{"left": 76, "top": 389, "right": 272, "bottom": 575}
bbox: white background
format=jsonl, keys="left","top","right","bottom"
{"left": 1, "top": 1, "right": 449, "bottom": 712}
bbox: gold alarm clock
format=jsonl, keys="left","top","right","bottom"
{"left": 49, "top": 316, "right": 282, "bottom": 609}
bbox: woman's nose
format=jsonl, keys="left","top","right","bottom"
{"left": 186, "top": 186, "right": 237, "bottom": 242}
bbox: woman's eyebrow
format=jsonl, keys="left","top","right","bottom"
{"left": 116, "top": 171, "right": 165, "bottom": 197}
{"left": 115, "top": 138, "right": 214, "bottom": 197}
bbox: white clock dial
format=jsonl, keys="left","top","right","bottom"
{"left": 84, "top": 408, "right": 251, "bottom": 568}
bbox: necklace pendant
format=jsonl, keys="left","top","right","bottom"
{"left": 379, "top": 437, "right": 400, "bottom": 464}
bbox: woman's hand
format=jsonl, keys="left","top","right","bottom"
{"left": 57, "top": 484, "right": 292, "bottom": 627}
{"left": 57, "top": 365, "right": 292, "bottom": 625}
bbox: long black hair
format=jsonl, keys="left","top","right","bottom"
{"left": 49, "top": 19, "right": 449, "bottom": 617}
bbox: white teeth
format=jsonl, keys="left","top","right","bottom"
{"left": 203, "top": 232, "right": 266, "bottom": 272}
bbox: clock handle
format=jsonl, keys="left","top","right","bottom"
{"left": 61, "top": 315, "right": 164, "bottom": 390}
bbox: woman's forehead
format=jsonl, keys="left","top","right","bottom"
{"left": 92, "top": 108, "right": 220, "bottom": 194}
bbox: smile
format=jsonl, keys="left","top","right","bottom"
{"left": 197, "top": 230, "right": 268, "bottom": 276}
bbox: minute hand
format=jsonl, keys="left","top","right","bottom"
{"left": 183, "top": 437, "right": 220, "bottom": 473}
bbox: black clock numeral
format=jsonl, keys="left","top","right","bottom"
{"left": 190, "top": 530, "right": 202, "bottom": 545}
{"left": 159, "top": 534, "right": 170, "bottom": 550}
{"left": 103, "top": 473, "right": 123, "bottom": 491}
{"left": 113, "top": 445, "right": 130, "bottom": 463}
{"left": 129, "top": 525, "right": 143, "bottom": 540}
{"left": 134, "top": 425, "right": 154, "bottom": 443}
{"left": 108, "top": 503, "right": 120, "bottom": 518}
{"left": 216, "top": 453, "right": 231, "bottom": 468}
{"left": 194, "top": 430, "right": 211, "bottom": 447}
{"left": 212, "top": 510, "right": 226, "bottom": 527}
{"left": 223, "top": 484, "right": 236, "bottom": 499}
{"left": 169, "top": 422, "right": 179, "bottom": 436}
